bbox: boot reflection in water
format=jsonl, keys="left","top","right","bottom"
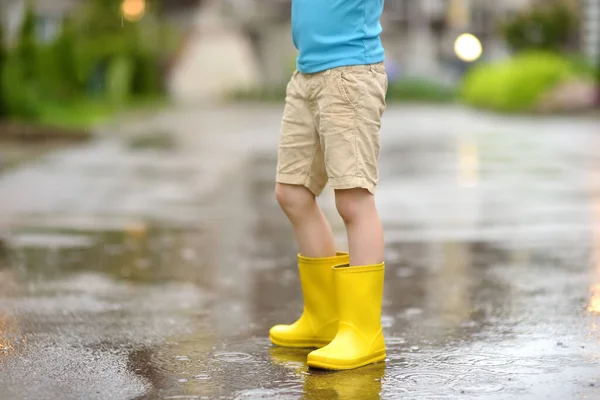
{"left": 270, "top": 347, "right": 385, "bottom": 400}
{"left": 303, "top": 364, "right": 386, "bottom": 400}
{"left": 269, "top": 346, "right": 311, "bottom": 374}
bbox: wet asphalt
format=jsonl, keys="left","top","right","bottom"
{"left": 0, "top": 105, "right": 599, "bottom": 399}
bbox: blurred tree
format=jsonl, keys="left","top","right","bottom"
{"left": 0, "top": 13, "right": 6, "bottom": 117}
{"left": 47, "top": 18, "right": 82, "bottom": 98}
{"left": 1, "top": 3, "right": 41, "bottom": 118}
{"left": 501, "top": 1, "right": 579, "bottom": 53}
{"left": 71, "top": 0, "right": 164, "bottom": 102}
{"left": 15, "top": 5, "right": 37, "bottom": 80}
{"left": 0, "top": 0, "right": 171, "bottom": 122}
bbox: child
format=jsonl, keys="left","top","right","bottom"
{"left": 269, "top": 0, "right": 388, "bottom": 370}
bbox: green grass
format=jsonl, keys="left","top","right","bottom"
{"left": 0, "top": 96, "right": 167, "bottom": 143}
{"left": 23, "top": 96, "right": 167, "bottom": 131}
{"left": 36, "top": 99, "right": 116, "bottom": 130}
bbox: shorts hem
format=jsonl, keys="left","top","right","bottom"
{"left": 276, "top": 173, "right": 325, "bottom": 196}
{"left": 328, "top": 176, "right": 377, "bottom": 195}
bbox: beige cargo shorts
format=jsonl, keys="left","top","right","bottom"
{"left": 276, "top": 62, "right": 388, "bottom": 196}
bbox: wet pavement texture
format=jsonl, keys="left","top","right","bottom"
{"left": 1, "top": 105, "right": 600, "bottom": 399}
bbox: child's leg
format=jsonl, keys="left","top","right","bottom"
{"left": 270, "top": 69, "right": 347, "bottom": 349}
{"left": 334, "top": 188, "right": 384, "bottom": 266}
{"left": 274, "top": 70, "right": 333, "bottom": 257}
{"left": 305, "top": 62, "right": 388, "bottom": 370}
{"left": 275, "top": 183, "right": 336, "bottom": 258}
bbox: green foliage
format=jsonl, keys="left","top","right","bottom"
{"left": 0, "top": 21, "right": 6, "bottom": 117}
{"left": 50, "top": 19, "right": 83, "bottom": 96}
{"left": 460, "top": 52, "right": 594, "bottom": 112}
{"left": 106, "top": 55, "right": 135, "bottom": 105}
{"left": 0, "top": 0, "right": 172, "bottom": 127}
{"left": 131, "top": 51, "right": 162, "bottom": 97}
{"left": 501, "top": 2, "right": 578, "bottom": 52}
{"left": 1, "top": 54, "right": 41, "bottom": 118}
{"left": 71, "top": 0, "right": 168, "bottom": 102}
{"left": 15, "top": 7, "right": 37, "bottom": 78}
{"left": 2, "top": 6, "right": 41, "bottom": 119}
{"left": 386, "top": 79, "right": 456, "bottom": 103}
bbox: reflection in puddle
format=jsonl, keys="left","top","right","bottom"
{"left": 2, "top": 225, "right": 212, "bottom": 285}
{"left": 457, "top": 135, "right": 479, "bottom": 188}
{"left": 8, "top": 233, "right": 96, "bottom": 249}
{"left": 588, "top": 284, "right": 600, "bottom": 314}
{"left": 588, "top": 170, "right": 600, "bottom": 316}
{"left": 2, "top": 135, "right": 600, "bottom": 399}
{"left": 213, "top": 352, "right": 252, "bottom": 363}
{"left": 269, "top": 347, "right": 385, "bottom": 400}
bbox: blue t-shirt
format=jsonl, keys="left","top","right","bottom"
{"left": 291, "top": 0, "right": 385, "bottom": 74}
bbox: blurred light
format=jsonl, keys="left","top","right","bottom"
{"left": 589, "top": 284, "right": 600, "bottom": 314}
{"left": 454, "top": 33, "right": 482, "bottom": 63}
{"left": 126, "top": 221, "right": 147, "bottom": 238}
{"left": 121, "top": 0, "right": 146, "bottom": 22}
{"left": 458, "top": 136, "right": 479, "bottom": 187}
{"left": 589, "top": 170, "right": 600, "bottom": 316}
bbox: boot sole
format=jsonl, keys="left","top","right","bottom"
{"left": 307, "top": 350, "right": 386, "bottom": 371}
{"left": 269, "top": 334, "right": 332, "bottom": 349}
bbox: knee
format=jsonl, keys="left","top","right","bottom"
{"left": 275, "top": 183, "right": 315, "bottom": 217}
{"left": 335, "top": 189, "right": 372, "bottom": 224}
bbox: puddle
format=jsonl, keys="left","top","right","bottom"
{"left": 234, "top": 389, "right": 301, "bottom": 399}
{"left": 8, "top": 233, "right": 96, "bottom": 249}
{"left": 2, "top": 225, "right": 212, "bottom": 285}
{"left": 449, "top": 372, "right": 505, "bottom": 393}
{"left": 127, "top": 131, "right": 177, "bottom": 151}
{"left": 213, "top": 352, "right": 252, "bottom": 363}
{"left": 2, "top": 122, "right": 600, "bottom": 400}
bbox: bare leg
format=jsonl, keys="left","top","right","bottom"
{"left": 334, "top": 188, "right": 384, "bottom": 266}
{"left": 276, "top": 183, "right": 336, "bottom": 258}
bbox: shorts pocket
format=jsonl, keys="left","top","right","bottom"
{"left": 338, "top": 70, "right": 362, "bottom": 110}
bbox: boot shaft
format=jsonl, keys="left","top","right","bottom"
{"left": 297, "top": 252, "right": 349, "bottom": 315}
{"left": 333, "top": 263, "right": 385, "bottom": 334}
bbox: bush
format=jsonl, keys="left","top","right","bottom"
{"left": 1, "top": 8, "right": 42, "bottom": 119}
{"left": 1, "top": 55, "right": 41, "bottom": 119}
{"left": 48, "top": 19, "right": 84, "bottom": 98}
{"left": 502, "top": 2, "right": 578, "bottom": 53}
{"left": 460, "top": 52, "right": 594, "bottom": 112}
{"left": 131, "top": 51, "right": 163, "bottom": 97}
{"left": 73, "top": 0, "right": 166, "bottom": 100}
{"left": 0, "top": 0, "right": 170, "bottom": 127}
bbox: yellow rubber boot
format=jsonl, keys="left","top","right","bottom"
{"left": 307, "top": 263, "right": 386, "bottom": 370}
{"left": 269, "top": 252, "right": 349, "bottom": 348}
